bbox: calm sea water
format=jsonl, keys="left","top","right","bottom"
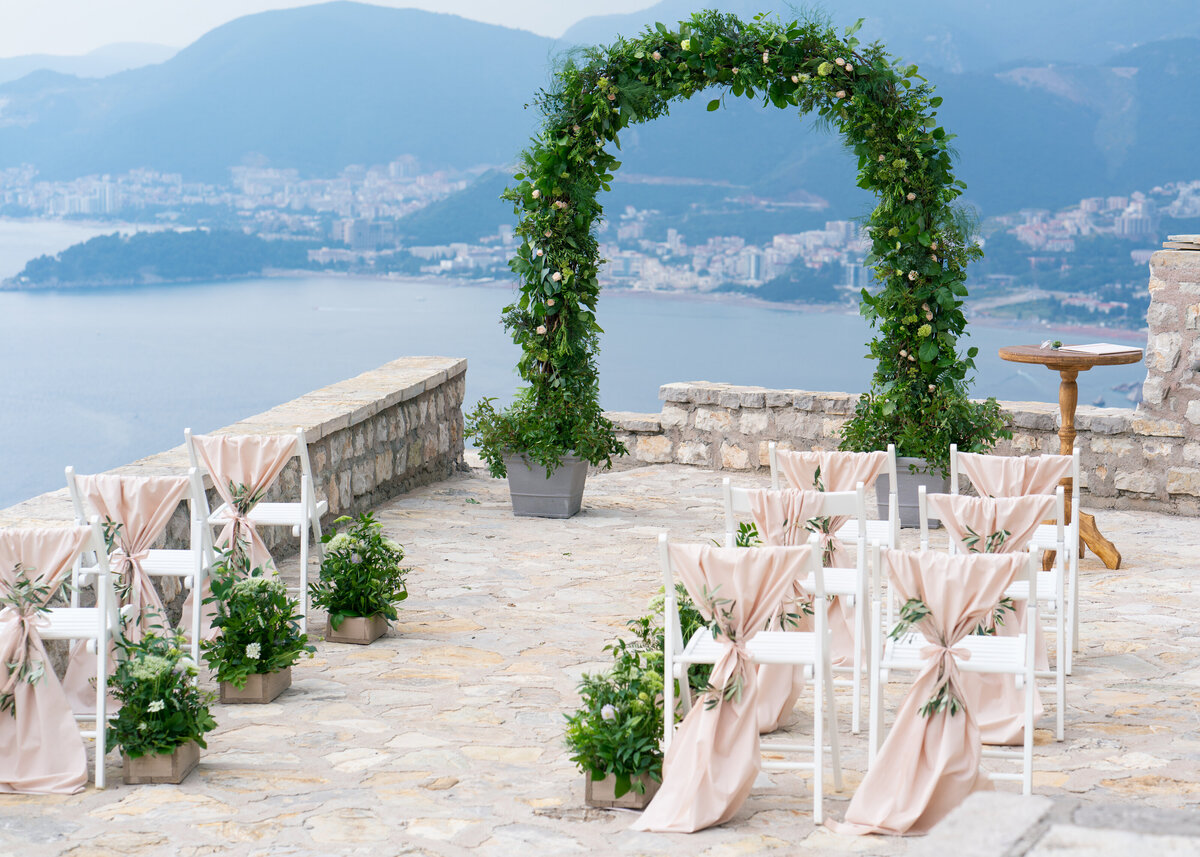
{"left": 0, "top": 220, "right": 1148, "bottom": 508}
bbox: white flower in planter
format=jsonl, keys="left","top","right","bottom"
{"left": 600, "top": 704, "right": 617, "bottom": 721}
{"left": 148, "top": 699, "right": 165, "bottom": 712}
{"left": 245, "top": 642, "right": 262, "bottom": 660}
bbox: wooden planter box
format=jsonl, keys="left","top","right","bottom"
{"left": 584, "top": 772, "right": 661, "bottom": 810}
{"left": 325, "top": 613, "right": 390, "bottom": 645}
{"left": 122, "top": 740, "right": 200, "bottom": 784}
{"left": 219, "top": 667, "right": 292, "bottom": 704}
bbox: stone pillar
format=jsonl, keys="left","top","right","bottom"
{"left": 1141, "top": 249, "right": 1200, "bottom": 425}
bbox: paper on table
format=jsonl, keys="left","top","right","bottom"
{"left": 1058, "top": 343, "right": 1139, "bottom": 355}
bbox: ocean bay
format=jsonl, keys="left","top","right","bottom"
{"left": 0, "top": 270, "right": 1148, "bottom": 507}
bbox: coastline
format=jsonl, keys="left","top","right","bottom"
{"left": 0, "top": 261, "right": 1149, "bottom": 343}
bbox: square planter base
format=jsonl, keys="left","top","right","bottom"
{"left": 584, "top": 773, "right": 660, "bottom": 810}
{"left": 325, "top": 613, "right": 390, "bottom": 645}
{"left": 504, "top": 454, "right": 587, "bottom": 519}
{"left": 122, "top": 740, "right": 200, "bottom": 784}
{"left": 220, "top": 667, "right": 292, "bottom": 704}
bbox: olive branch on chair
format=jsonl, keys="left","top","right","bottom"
{"left": 887, "top": 597, "right": 965, "bottom": 718}
{"left": 0, "top": 564, "right": 52, "bottom": 716}
{"left": 962, "top": 525, "right": 1017, "bottom": 634}
{"left": 698, "top": 585, "right": 746, "bottom": 710}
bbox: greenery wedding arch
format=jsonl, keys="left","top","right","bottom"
{"left": 468, "top": 10, "right": 1007, "bottom": 478}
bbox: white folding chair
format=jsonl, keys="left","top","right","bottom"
{"left": 40, "top": 519, "right": 121, "bottom": 789}
{"left": 185, "top": 427, "right": 328, "bottom": 632}
{"left": 660, "top": 533, "right": 842, "bottom": 822}
{"left": 919, "top": 485, "right": 1067, "bottom": 741}
{"left": 868, "top": 545, "right": 1040, "bottom": 795}
{"left": 769, "top": 441, "right": 898, "bottom": 551}
{"left": 951, "top": 445, "right": 1081, "bottom": 673}
{"left": 723, "top": 478, "right": 870, "bottom": 734}
{"left": 65, "top": 467, "right": 212, "bottom": 664}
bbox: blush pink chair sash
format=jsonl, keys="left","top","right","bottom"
{"left": 632, "top": 544, "right": 812, "bottom": 833}
{"left": 62, "top": 475, "right": 190, "bottom": 714}
{"left": 958, "top": 453, "right": 1071, "bottom": 498}
{"left": 776, "top": 449, "right": 887, "bottom": 494}
{"left": 832, "top": 550, "right": 1025, "bottom": 835}
{"left": 183, "top": 434, "right": 296, "bottom": 639}
{"left": 745, "top": 488, "right": 842, "bottom": 732}
{"left": 928, "top": 493, "right": 1054, "bottom": 744}
{"left": 749, "top": 479, "right": 857, "bottom": 671}
{"left": 0, "top": 527, "right": 92, "bottom": 794}
{"left": 928, "top": 494, "right": 1055, "bottom": 557}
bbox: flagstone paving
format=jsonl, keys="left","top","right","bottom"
{"left": 7, "top": 458, "right": 1200, "bottom": 856}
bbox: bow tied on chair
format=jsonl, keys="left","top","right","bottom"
{"left": 0, "top": 589, "right": 50, "bottom": 716}
{"left": 0, "top": 527, "right": 93, "bottom": 794}
{"left": 918, "top": 642, "right": 972, "bottom": 716}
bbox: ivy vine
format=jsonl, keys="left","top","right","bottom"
{"left": 470, "top": 10, "right": 1007, "bottom": 479}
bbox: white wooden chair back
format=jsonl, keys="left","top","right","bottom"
{"left": 64, "top": 466, "right": 211, "bottom": 663}
{"left": 721, "top": 479, "right": 867, "bottom": 551}
{"left": 658, "top": 532, "right": 839, "bottom": 821}
{"left": 39, "top": 518, "right": 118, "bottom": 788}
{"left": 918, "top": 485, "right": 1065, "bottom": 555}
{"left": 868, "top": 544, "right": 1039, "bottom": 793}
{"left": 184, "top": 426, "right": 327, "bottom": 633}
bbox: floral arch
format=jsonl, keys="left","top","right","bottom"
{"left": 470, "top": 11, "right": 1004, "bottom": 478}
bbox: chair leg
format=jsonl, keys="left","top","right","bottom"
{"left": 851, "top": 595, "right": 863, "bottom": 735}
{"left": 824, "top": 656, "right": 843, "bottom": 791}
{"left": 1068, "top": 550, "right": 1080, "bottom": 672}
{"left": 663, "top": 659, "right": 675, "bottom": 750}
{"left": 1055, "top": 600, "right": 1065, "bottom": 742}
{"left": 95, "top": 631, "right": 107, "bottom": 790}
{"left": 298, "top": 526, "right": 309, "bottom": 635}
{"left": 813, "top": 655, "right": 824, "bottom": 825}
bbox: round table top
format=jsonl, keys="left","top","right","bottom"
{"left": 998, "top": 344, "right": 1144, "bottom": 371}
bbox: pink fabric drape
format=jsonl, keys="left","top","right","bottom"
{"left": 773, "top": 450, "right": 883, "bottom": 673}
{"left": 957, "top": 452, "right": 1071, "bottom": 498}
{"left": 775, "top": 449, "right": 888, "bottom": 495}
{"left": 745, "top": 488, "right": 843, "bottom": 732}
{"left": 62, "top": 475, "right": 189, "bottom": 714}
{"left": 183, "top": 433, "right": 296, "bottom": 639}
{"left": 833, "top": 550, "right": 1026, "bottom": 835}
{"left": 632, "top": 544, "right": 813, "bottom": 833}
{"left": 928, "top": 492, "right": 1054, "bottom": 744}
{"left": 0, "top": 527, "right": 92, "bottom": 794}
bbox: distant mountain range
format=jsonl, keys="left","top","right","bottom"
{"left": 0, "top": 42, "right": 176, "bottom": 85}
{"left": 0, "top": 1, "right": 1198, "bottom": 219}
{"left": 564, "top": 0, "right": 1200, "bottom": 72}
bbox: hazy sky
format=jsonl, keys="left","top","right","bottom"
{"left": 0, "top": 0, "right": 656, "bottom": 57}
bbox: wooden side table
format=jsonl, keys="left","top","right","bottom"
{"left": 998, "top": 344, "right": 1144, "bottom": 570}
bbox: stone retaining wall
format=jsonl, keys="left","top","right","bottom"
{"left": 0, "top": 356, "right": 468, "bottom": 553}
{"left": 607, "top": 381, "right": 1199, "bottom": 517}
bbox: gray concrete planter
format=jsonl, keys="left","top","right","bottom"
{"left": 122, "top": 740, "right": 200, "bottom": 784}
{"left": 325, "top": 613, "right": 390, "bottom": 645}
{"left": 876, "top": 456, "right": 950, "bottom": 529}
{"left": 219, "top": 667, "right": 292, "bottom": 704}
{"left": 584, "top": 772, "right": 661, "bottom": 809}
{"left": 503, "top": 454, "right": 587, "bottom": 519}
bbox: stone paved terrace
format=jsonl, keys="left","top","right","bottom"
{"left": 10, "top": 459, "right": 1200, "bottom": 856}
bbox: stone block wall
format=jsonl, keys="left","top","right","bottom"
{"left": 607, "top": 380, "right": 1199, "bottom": 516}
{"left": 1141, "top": 249, "right": 1200, "bottom": 426}
{"left": 0, "top": 356, "right": 468, "bottom": 553}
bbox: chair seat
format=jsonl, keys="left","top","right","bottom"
{"left": 835, "top": 519, "right": 892, "bottom": 547}
{"left": 1005, "top": 571, "right": 1059, "bottom": 606}
{"left": 211, "top": 500, "right": 327, "bottom": 527}
{"left": 680, "top": 628, "right": 819, "bottom": 666}
{"left": 1028, "top": 524, "right": 1074, "bottom": 553}
{"left": 42, "top": 608, "right": 107, "bottom": 640}
{"left": 142, "top": 549, "right": 203, "bottom": 578}
{"left": 801, "top": 567, "right": 858, "bottom": 598}
{"left": 883, "top": 632, "right": 1027, "bottom": 674}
